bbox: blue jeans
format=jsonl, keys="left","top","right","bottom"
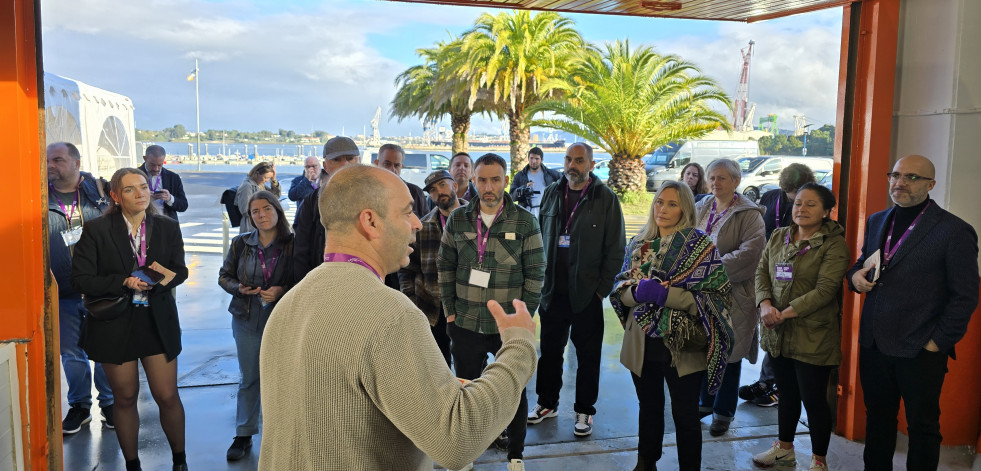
{"left": 60, "top": 297, "right": 113, "bottom": 408}
{"left": 232, "top": 316, "right": 263, "bottom": 436}
{"left": 699, "top": 361, "right": 741, "bottom": 419}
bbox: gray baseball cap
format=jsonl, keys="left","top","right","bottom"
{"left": 322, "top": 136, "right": 360, "bottom": 160}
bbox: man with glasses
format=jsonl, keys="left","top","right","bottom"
{"left": 289, "top": 156, "right": 325, "bottom": 207}
{"left": 848, "top": 154, "right": 979, "bottom": 471}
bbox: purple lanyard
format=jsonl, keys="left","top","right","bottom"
{"left": 50, "top": 181, "right": 80, "bottom": 225}
{"left": 785, "top": 228, "right": 813, "bottom": 258}
{"left": 149, "top": 175, "right": 161, "bottom": 193}
{"left": 128, "top": 219, "right": 147, "bottom": 266}
{"left": 884, "top": 201, "right": 930, "bottom": 265}
{"left": 257, "top": 247, "right": 282, "bottom": 286}
{"left": 775, "top": 196, "right": 781, "bottom": 228}
{"left": 562, "top": 178, "right": 591, "bottom": 234}
{"left": 310, "top": 179, "right": 318, "bottom": 190}
{"left": 323, "top": 252, "right": 382, "bottom": 280}
{"left": 706, "top": 194, "right": 738, "bottom": 233}
{"left": 439, "top": 212, "right": 447, "bottom": 230}
{"left": 476, "top": 204, "right": 505, "bottom": 264}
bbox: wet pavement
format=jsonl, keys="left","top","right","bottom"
{"left": 60, "top": 170, "right": 976, "bottom": 470}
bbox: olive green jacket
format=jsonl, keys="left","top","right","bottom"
{"left": 755, "top": 220, "right": 850, "bottom": 366}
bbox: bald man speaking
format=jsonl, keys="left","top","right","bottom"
{"left": 258, "top": 164, "right": 537, "bottom": 471}
{"left": 848, "top": 155, "right": 979, "bottom": 471}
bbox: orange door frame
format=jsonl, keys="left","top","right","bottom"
{"left": 0, "top": 0, "right": 61, "bottom": 469}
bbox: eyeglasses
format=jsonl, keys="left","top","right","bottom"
{"left": 886, "top": 172, "right": 934, "bottom": 183}
{"left": 304, "top": 164, "right": 320, "bottom": 169}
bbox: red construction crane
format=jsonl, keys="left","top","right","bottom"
{"left": 733, "top": 40, "right": 755, "bottom": 130}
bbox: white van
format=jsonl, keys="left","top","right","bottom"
{"left": 646, "top": 140, "right": 759, "bottom": 191}
{"left": 736, "top": 156, "right": 834, "bottom": 202}
{"left": 365, "top": 150, "right": 451, "bottom": 189}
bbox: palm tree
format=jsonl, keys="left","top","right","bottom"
{"left": 460, "top": 10, "right": 586, "bottom": 173}
{"left": 530, "top": 40, "right": 732, "bottom": 194}
{"left": 391, "top": 39, "right": 490, "bottom": 155}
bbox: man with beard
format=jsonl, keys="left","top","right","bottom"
{"left": 849, "top": 154, "right": 978, "bottom": 470}
{"left": 399, "top": 170, "right": 465, "bottom": 366}
{"left": 450, "top": 152, "right": 478, "bottom": 201}
{"left": 292, "top": 136, "right": 360, "bottom": 281}
{"left": 510, "top": 147, "right": 560, "bottom": 217}
{"left": 138, "top": 145, "right": 188, "bottom": 222}
{"left": 259, "top": 164, "right": 537, "bottom": 471}
{"left": 438, "top": 153, "right": 546, "bottom": 471}
{"left": 528, "top": 142, "right": 625, "bottom": 437}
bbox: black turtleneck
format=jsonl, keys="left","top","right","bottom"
{"left": 888, "top": 198, "right": 931, "bottom": 244}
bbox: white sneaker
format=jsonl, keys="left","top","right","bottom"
{"left": 507, "top": 458, "right": 525, "bottom": 471}
{"left": 527, "top": 403, "right": 558, "bottom": 424}
{"left": 573, "top": 412, "right": 593, "bottom": 437}
{"left": 752, "top": 441, "right": 796, "bottom": 468}
{"left": 809, "top": 456, "right": 828, "bottom": 471}
{"left": 450, "top": 463, "right": 473, "bottom": 471}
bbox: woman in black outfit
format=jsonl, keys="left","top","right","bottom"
{"left": 71, "top": 168, "right": 189, "bottom": 471}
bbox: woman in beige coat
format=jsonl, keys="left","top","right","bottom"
{"left": 694, "top": 158, "right": 766, "bottom": 436}
{"left": 751, "top": 183, "right": 850, "bottom": 471}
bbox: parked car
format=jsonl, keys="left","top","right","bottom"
{"left": 366, "top": 150, "right": 450, "bottom": 189}
{"left": 646, "top": 140, "right": 760, "bottom": 191}
{"left": 593, "top": 159, "right": 610, "bottom": 183}
{"left": 736, "top": 156, "right": 834, "bottom": 202}
{"left": 758, "top": 169, "right": 832, "bottom": 196}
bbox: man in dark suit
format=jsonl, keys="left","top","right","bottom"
{"left": 139, "top": 145, "right": 188, "bottom": 222}
{"left": 848, "top": 154, "right": 979, "bottom": 471}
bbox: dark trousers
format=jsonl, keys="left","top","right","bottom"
{"left": 449, "top": 322, "right": 528, "bottom": 460}
{"left": 860, "top": 345, "right": 949, "bottom": 471}
{"left": 699, "top": 361, "right": 741, "bottom": 418}
{"left": 536, "top": 294, "right": 604, "bottom": 415}
{"left": 757, "top": 352, "right": 776, "bottom": 386}
{"left": 770, "top": 355, "right": 835, "bottom": 456}
{"left": 432, "top": 313, "right": 452, "bottom": 368}
{"left": 632, "top": 337, "right": 703, "bottom": 471}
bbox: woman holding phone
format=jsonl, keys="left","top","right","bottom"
{"left": 71, "top": 168, "right": 189, "bottom": 471}
{"left": 218, "top": 190, "right": 294, "bottom": 461}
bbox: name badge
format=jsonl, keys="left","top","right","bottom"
{"left": 132, "top": 291, "right": 149, "bottom": 306}
{"left": 505, "top": 232, "right": 516, "bottom": 241}
{"left": 775, "top": 263, "right": 793, "bottom": 282}
{"left": 61, "top": 227, "right": 83, "bottom": 246}
{"left": 469, "top": 268, "right": 491, "bottom": 288}
{"left": 558, "top": 234, "right": 571, "bottom": 248}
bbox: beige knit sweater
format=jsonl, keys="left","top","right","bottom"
{"left": 258, "top": 262, "right": 537, "bottom": 470}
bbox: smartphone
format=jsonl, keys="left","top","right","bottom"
{"left": 865, "top": 265, "right": 877, "bottom": 283}
{"left": 132, "top": 266, "right": 165, "bottom": 286}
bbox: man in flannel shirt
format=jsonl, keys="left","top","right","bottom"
{"left": 399, "top": 170, "right": 466, "bottom": 367}
{"left": 438, "top": 153, "right": 545, "bottom": 471}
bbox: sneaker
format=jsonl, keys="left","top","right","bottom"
{"left": 752, "top": 441, "right": 796, "bottom": 468}
{"left": 226, "top": 436, "right": 253, "bottom": 461}
{"left": 101, "top": 405, "right": 115, "bottom": 429}
{"left": 507, "top": 459, "right": 525, "bottom": 471}
{"left": 738, "top": 380, "right": 770, "bottom": 401}
{"left": 62, "top": 405, "right": 91, "bottom": 434}
{"left": 492, "top": 430, "right": 509, "bottom": 450}
{"left": 809, "top": 456, "right": 828, "bottom": 471}
{"left": 573, "top": 413, "right": 593, "bottom": 437}
{"left": 753, "top": 387, "right": 779, "bottom": 407}
{"left": 527, "top": 403, "right": 558, "bottom": 424}
{"left": 709, "top": 415, "right": 731, "bottom": 437}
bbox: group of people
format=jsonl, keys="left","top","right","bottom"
{"left": 48, "top": 133, "right": 978, "bottom": 471}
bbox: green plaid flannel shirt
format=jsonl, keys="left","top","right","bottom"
{"left": 437, "top": 192, "right": 545, "bottom": 334}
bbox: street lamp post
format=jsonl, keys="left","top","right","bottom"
{"left": 194, "top": 59, "right": 201, "bottom": 171}
{"left": 802, "top": 123, "right": 812, "bottom": 157}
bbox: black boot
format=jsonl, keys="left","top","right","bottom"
{"left": 633, "top": 455, "right": 656, "bottom": 471}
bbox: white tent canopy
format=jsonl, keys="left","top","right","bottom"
{"left": 44, "top": 72, "right": 137, "bottom": 179}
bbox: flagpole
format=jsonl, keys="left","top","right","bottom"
{"left": 195, "top": 59, "right": 201, "bottom": 171}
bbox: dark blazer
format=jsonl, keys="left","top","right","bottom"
{"left": 138, "top": 164, "right": 189, "bottom": 222}
{"left": 71, "top": 212, "right": 189, "bottom": 364}
{"left": 847, "top": 199, "right": 979, "bottom": 358}
{"left": 288, "top": 173, "right": 318, "bottom": 203}
{"left": 292, "top": 187, "right": 325, "bottom": 282}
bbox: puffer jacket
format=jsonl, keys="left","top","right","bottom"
{"left": 756, "top": 220, "right": 850, "bottom": 365}
{"left": 695, "top": 194, "right": 766, "bottom": 363}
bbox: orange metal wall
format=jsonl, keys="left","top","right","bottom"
{"left": 0, "top": 0, "right": 60, "bottom": 469}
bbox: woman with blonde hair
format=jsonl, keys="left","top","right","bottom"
{"left": 611, "top": 180, "right": 733, "bottom": 471}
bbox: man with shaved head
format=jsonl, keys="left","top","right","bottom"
{"left": 258, "top": 164, "right": 538, "bottom": 471}
{"left": 848, "top": 154, "right": 979, "bottom": 470}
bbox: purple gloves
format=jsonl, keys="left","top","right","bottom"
{"left": 634, "top": 279, "right": 669, "bottom": 306}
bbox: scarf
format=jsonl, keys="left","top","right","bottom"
{"left": 613, "top": 227, "right": 734, "bottom": 394}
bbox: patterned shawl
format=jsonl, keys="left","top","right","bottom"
{"left": 611, "top": 227, "right": 734, "bottom": 394}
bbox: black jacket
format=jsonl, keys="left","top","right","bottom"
{"left": 71, "top": 212, "right": 188, "bottom": 364}
{"left": 509, "top": 164, "right": 561, "bottom": 209}
{"left": 758, "top": 188, "right": 793, "bottom": 240}
{"left": 138, "top": 164, "right": 188, "bottom": 222}
{"left": 538, "top": 173, "right": 626, "bottom": 312}
{"left": 219, "top": 231, "right": 294, "bottom": 332}
{"left": 48, "top": 171, "right": 111, "bottom": 299}
{"left": 847, "top": 200, "right": 979, "bottom": 358}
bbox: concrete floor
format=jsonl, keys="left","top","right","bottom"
{"left": 61, "top": 224, "right": 978, "bottom": 470}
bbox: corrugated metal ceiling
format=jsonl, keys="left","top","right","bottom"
{"left": 380, "top": 0, "right": 852, "bottom": 22}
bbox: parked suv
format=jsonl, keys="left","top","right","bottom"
{"left": 736, "top": 156, "right": 833, "bottom": 202}
{"left": 366, "top": 150, "right": 450, "bottom": 189}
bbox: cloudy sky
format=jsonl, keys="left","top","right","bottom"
{"left": 40, "top": 0, "right": 843, "bottom": 137}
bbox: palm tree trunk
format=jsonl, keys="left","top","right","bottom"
{"left": 608, "top": 153, "right": 646, "bottom": 195}
{"left": 507, "top": 108, "right": 530, "bottom": 176}
{"left": 451, "top": 113, "right": 470, "bottom": 155}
